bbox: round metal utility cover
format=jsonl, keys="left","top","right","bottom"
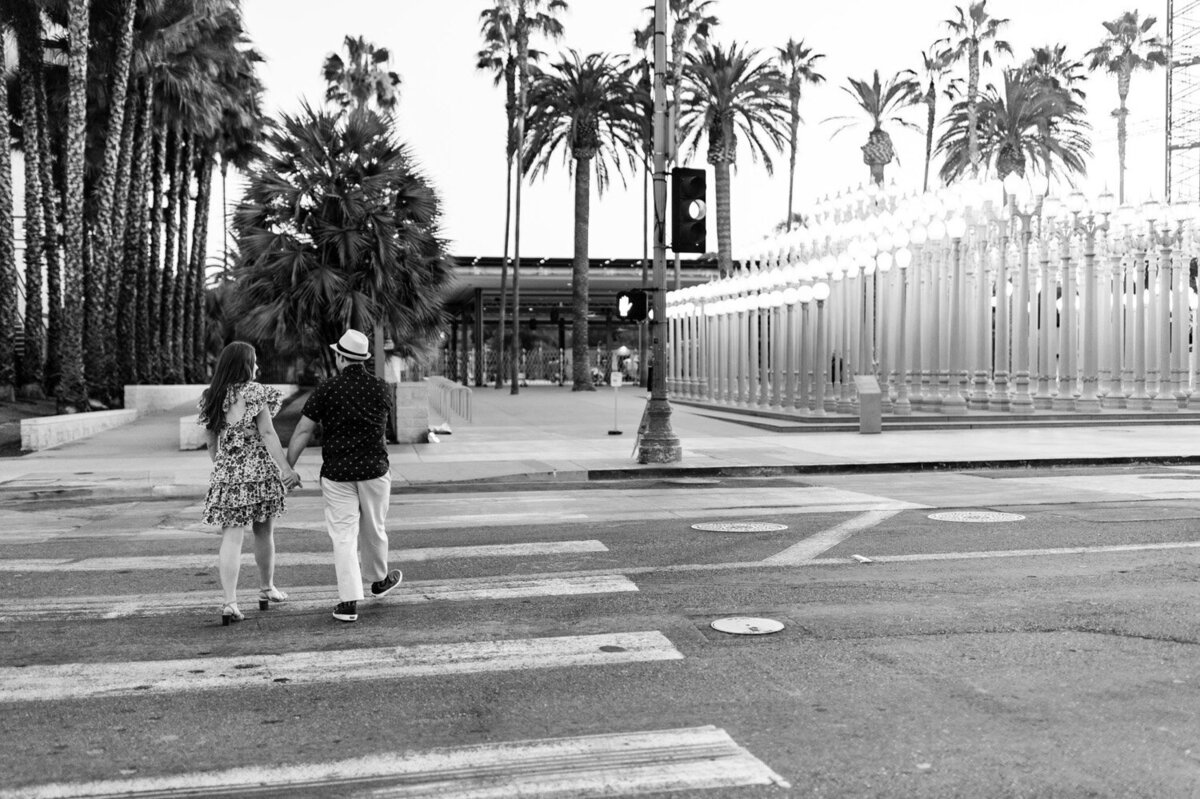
{"left": 711, "top": 617, "right": 785, "bottom": 635}
{"left": 691, "top": 522, "right": 789, "bottom": 533}
{"left": 928, "top": 511, "right": 1025, "bottom": 523}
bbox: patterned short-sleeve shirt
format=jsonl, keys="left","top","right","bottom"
{"left": 301, "top": 363, "right": 392, "bottom": 481}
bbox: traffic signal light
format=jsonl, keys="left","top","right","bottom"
{"left": 671, "top": 167, "right": 707, "bottom": 253}
{"left": 616, "top": 289, "right": 649, "bottom": 321}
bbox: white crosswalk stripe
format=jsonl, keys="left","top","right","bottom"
{"left": 0, "top": 631, "right": 683, "bottom": 703}
{"left": 0, "top": 725, "right": 790, "bottom": 798}
{"left": 0, "top": 574, "right": 639, "bottom": 621}
{"left": 0, "top": 540, "right": 608, "bottom": 572}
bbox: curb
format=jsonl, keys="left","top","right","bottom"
{"left": 3, "top": 455, "right": 1200, "bottom": 502}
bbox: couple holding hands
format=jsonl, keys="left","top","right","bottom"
{"left": 198, "top": 329, "right": 401, "bottom": 626}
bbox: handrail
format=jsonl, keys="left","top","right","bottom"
{"left": 425, "top": 376, "right": 472, "bottom": 423}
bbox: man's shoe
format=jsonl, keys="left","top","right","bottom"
{"left": 332, "top": 601, "right": 358, "bottom": 622}
{"left": 371, "top": 569, "right": 403, "bottom": 598}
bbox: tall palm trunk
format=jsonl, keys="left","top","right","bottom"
{"left": 32, "top": 18, "right": 63, "bottom": 397}
{"left": 967, "top": 40, "right": 981, "bottom": 172}
{"left": 160, "top": 123, "right": 181, "bottom": 383}
{"left": 786, "top": 100, "right": 799, "bottom": 231}
{"left": 84, "top": 0, "right": 135, "bottom": 392}
{"left": 571, "top": 157, "right": 594, "bottom": 391}
{"left": 148, "top": 118, "right": 166, "bottom": 383}
{"left": 58, "top": 0, "right": 90, "bottom": 409}
{"left": 0, "top": 24, "right": 17, "bottom": 401}
{"left": 923, "top": 81, "right": 936, "bottom": 193}
{"left": 495, "top": 58, "right": 516, "bottom": 389}
{"left": 172, "top": 134, "right": 192, "bottom": 383}
{"left": 188, "top": 148, "right": 214, "bottom": 382}
{"left": 713, "top": 160, "right": 732, "bottom": 277}
{"left": 105, "top": 85, "right": 137, "bottom": 399}
{"left": 116, "top": 83, "right": 149, "bottom": 388}
{"left": 15, "top": 8, "right": 46, "bottom": 398}
{"left": 511, "top": 30, "right": 530, "bottom": 397}
{"left": 132, "top": 80, "right": 154, "bottom": 384}
{"left": 1116, "top": 67, "right": 1131, "bottom": 204}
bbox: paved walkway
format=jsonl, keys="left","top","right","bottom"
{"left": 1, "top": 384, "right": 1199, "bottom": 500}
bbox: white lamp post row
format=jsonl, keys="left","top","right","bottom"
{"left": 664, "top": 178, "right": 1200, "bottom": 417}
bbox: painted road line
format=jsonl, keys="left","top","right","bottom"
{"left": 0, "top": 574, "right": 639, "bottom": 621}
{"left": 0, "top": 725, "right": 789, "bottom": 798}
{"left": 0, "top": 540, "right": 609, "bottom": 572}
{"left": 810, "top": 540, "right": 1200, "bottom": 565}
{"left": 0, "top": 631, "right": 682, "bottom": 703}
{"left": 761, "top": 509, "right": 902, "bottom": 565}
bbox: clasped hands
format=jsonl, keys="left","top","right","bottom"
{"left": 281, "top": 467, "right": 302, "bottom": 491}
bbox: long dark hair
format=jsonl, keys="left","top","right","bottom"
{"left": 200, "top": 342, "right": 256, "bottom": 431}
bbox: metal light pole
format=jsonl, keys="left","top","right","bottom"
{"left": 637, "top": 0, "right": 682, "bottom": 463}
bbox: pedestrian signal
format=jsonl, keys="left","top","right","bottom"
{"left": 671, "top": 167, "right": 707, "bottom": 253}
{"left": 616, "top": 289, "right": 649, "bottom": 322}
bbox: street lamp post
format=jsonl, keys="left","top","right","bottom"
{"left": 637, "top": 0, "right": 682, "bottom": 463}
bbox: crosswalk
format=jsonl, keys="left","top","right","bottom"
{"left": 0, "top": 523, "right": 792, "bottom": 797}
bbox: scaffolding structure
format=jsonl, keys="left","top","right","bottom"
{"left": 1167, "top": 0, "right": 1200, "bottom": 202}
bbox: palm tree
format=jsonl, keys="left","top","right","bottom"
{"left": 234, "top": 105, "right": 454, "bottom": 372}
{"left": 1025, "top": 44, "right": 1089, "bottom": 194}
{"left": 322, "top": 35, "right": 401, "bottom": 114}
{"left": 936, "top": 68, "right": 1091, "bottom": 184}
{"left": 57, "top": 0, "right": 88, "bottom": 410}
{"left": 0, "top": 19, "right": 17, "bottom": 402}
{"left": 942, "top": 0, "right": 1012, "bottom": 175}
{"left": 509, "top": 0, "right": 568, "bottom": 395}
{"left": 776, "top": 38, "right": 825, "bottom": 232}
{"left": 678, "top": 41, "right": 789, "bottom": 277}
{"left": 523, "top": 51, "right": 642, "bottom": 391}
{"left": 911, "top": 43, "right": 951, "bottom": 192}
{"left": 825, "top": 69, "right": 921, "bottom": 186}
{"left": 1086, "top": 11, "right": 1168, "bottom": 204}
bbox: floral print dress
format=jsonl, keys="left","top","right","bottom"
{"left": 200, "top": 382, "right": 287, "bottom": 527}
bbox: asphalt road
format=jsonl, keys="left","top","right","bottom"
{"left": 2, "top": 465, "right": 1199, "bottom": 798}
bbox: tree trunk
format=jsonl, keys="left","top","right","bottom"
{"left": 148, "top": 115, "right": 166, "bottom": 383}
{"left": 33, "top": 17, "right": 63, "bottom": 398}
{"left": 105, "top": 84, "right": 137, "bottom": 399}
{"left": 15, "top": 9, "right": 46, "bottom": 398}
{"left": 714, "top": 159, "right": 733, "bottom": 277}
{"left": 58, "top": 0, "right": 90, "bottom": 410}
{"left": 0, "top": 22, "right": 16, "bottom": 401}
{"left": 1117, "top": 68, "right": 1131, "bottom": 205}
{"left": 161, "top": 123, "right": 181, "bottom": 383}
{"left": 924, "top": 84, "right": 936, "bottom": 193}
{"left": 132, "top": 80, "right": 154, "bottom": 384}
{"left": 571, "top": 157, "right": 594, "bottom": 391}
{"left": 511, "top": 27, "right": 529, "bottom": 396}
{"left": 116, "top": 83, "right": 149, "bottom": 389}
{"left": 967, "top": 40, "right": 981, "bottom": 172}
{"left": 176, "top": 135, "right": 193, "bottom": 382}
{"left": 189, "top": 149, "right": 214, "bottom": 382}
{"left": 786, "top": 101, "right": 799, "bottom": 231}
{"left": 84, "top": 0, "right": 135, "bottom": 392}
{"left": 496, "top": 142, "right": 512, "bottom": 389}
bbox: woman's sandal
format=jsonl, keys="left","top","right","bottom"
{"left": 221, "top": 602, "right": 244, "bottom": 626}
{"left": 258, "top": 586, "right": 288, "bottom": 611}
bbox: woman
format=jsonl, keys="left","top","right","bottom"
{"left": 199, "top": 342, "right": 299, "bottom": 625}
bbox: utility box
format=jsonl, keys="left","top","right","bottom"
{"left": 854, "top": 375, "right": 882, "bottom": 434}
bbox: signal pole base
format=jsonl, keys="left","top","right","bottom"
{"left": 636, "top": 398, "right": 682, "bottom": 463}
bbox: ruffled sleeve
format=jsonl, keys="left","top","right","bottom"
{"left": 245, "top": 382, "right": 283, "bottom": 418}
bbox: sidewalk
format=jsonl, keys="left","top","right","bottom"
{"left": 1, "top": 384, "right": 1199, "bottom": 500}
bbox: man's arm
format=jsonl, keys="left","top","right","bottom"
{"left": 287, "top": 415, "right": 316, "bottom": 468}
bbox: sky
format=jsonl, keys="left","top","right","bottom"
{"left": 12, "top": 1, "right": 1182, "bottom": 263}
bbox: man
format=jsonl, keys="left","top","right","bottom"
{"left": 287, "top": 329, "right": 402, "bottom": 622}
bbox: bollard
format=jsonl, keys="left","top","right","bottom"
{"left": 854, "top": 375, "right": 882, "bottom": 434}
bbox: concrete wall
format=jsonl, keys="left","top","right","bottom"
{"left": 393, "top": 381, "right": 430, "bottom": 444}
{"left": 126, "top": 384, "right": 298, "bottom": 413}
{"left": 21, "top": 409, "right": 140, "bottom": 452}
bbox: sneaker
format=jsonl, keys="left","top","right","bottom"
{"left": 371, "top": 569, "right": 403, "bottom": 598}
{"left": 332, "top": 601, "right": 358, "bottom": 622}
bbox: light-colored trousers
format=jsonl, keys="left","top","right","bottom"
{"left": 321, "top": 475, "right": 392, "bottom": 601}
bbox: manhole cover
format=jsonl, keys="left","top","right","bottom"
{"left": 928, "top": 511, "right": 1025, "bottom": 523}
{"left": 710, "top": 617, "right": 785, "bottom": 635}
{"left": 691, "top": 522, "right": 788, "bottom": 532}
